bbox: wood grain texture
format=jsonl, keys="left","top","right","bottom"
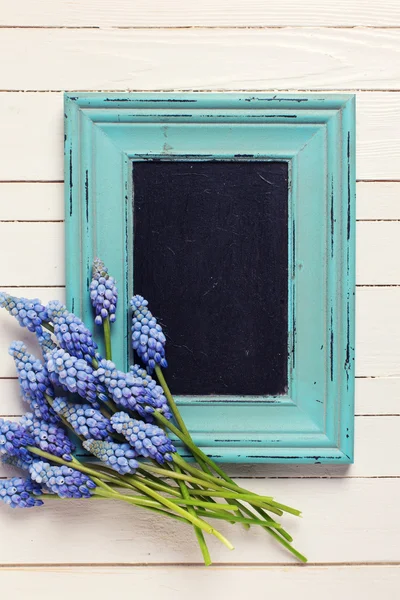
{"left": 1, "top": 0, "right": 400, "bottom": 27}
{"left": 0, "top": 566, "right": 399, "bottom": 599}
{"left": 0, "top": 183, "right": 64, "bottom": 221}
{"left": 0, "top": 478, "right": 398, "bottom": 563}
{"left": 1, "top": 180, "right": 399, "bottom": 221}
{"left": 356, "top": 182, "right": 400, "bottom": 220}
{"left": 355, "top": 377, "right": 400, "bottom": 414}
{"left": 0, "top": 93, "right": 63, "bottom": 181}
{"left": 0, "top": 223, "right": 64, "bottom": 285}
{"left": 357, "top": 287, "right": 400, "bottom": 376}
{"left": 357, "top": 222, "right": 400, "bottom": 284}
{"left": 2, "top": 29, "right": 400, "bottom": 92}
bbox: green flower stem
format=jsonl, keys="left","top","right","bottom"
{"left": 93, "top": 489, "right": 194, "bottom": 525}
{"left": 103, "top": 316, "right": 112, "bottom": 361}
{"left": 145, "top": 462, "right": 251, "bottom": 528}
{"left": 141, "top": 464, "right": 275, "bottom": 512}
{"left": 173, "top": 453, "right": 264, "bottom": 499}
{"left": 241, "top": 503, "right": 293, "bottom": 542}
{"left": 154, "top": 412, "right": 248, "bottom": 491}
{"left": 185, "top": 489, "right": 282, "bottom": 512}
{"left": 265, "top": 528, "right": 307, "bottom": 563}
{"left": 155, "top": 366, "right": 189, "bottom": 436}
{"left": 140, "top": 463, "right": 249, "bottom": 529}
{"left": 174, "top": 461, "right": 212, "bottom": 566}
{"left": 36, "top": 491, "right": 193, "bottom": 527}
{"left": 154, "top": 366, "right": 212, "bottom": 475}
{"left": 122, "top": 476, "right": 234, "bottom": 550}
{"left": 174, "top": 454, "right": 300, "bottom": 518}
{"left": 43, "top": 321, "right": 54, "bottom": 334}
{"left": 135, "top": 475, "right": 181, "bottom": 497}
{"left": 175, "top": 464, "right": 248, "bottom": 529}
{"left": 139, "top": 462, "right": 230, "bottom": 490}
{"left": 137, "top": 466, "right": 182, "bottom": 493}
{"left": 267, "top": 501, "right": 302, "bottom": 518}
{"left": 195, "top": 509, "right": 282, "bottom": 529}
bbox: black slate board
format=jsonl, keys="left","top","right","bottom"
{"left": 133, "top": 161, "right": 288, "bottom": 396}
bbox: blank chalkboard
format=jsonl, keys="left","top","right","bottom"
{"left": 132, "top": 161, "right": 288, "bottom": 396}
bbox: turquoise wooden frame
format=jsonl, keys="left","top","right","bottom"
{"left": 64, "top": 93, "right": 355, "bottom": 464}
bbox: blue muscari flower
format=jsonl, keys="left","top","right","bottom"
{"left": 95, "top": 359, "right": 171, "bottom": 421}
{"left": 90, "top": 258, "right": 118, "bottom": 326}
{"left": 130, "top": 364, "right": 168, "bottom": 404}
{"left": 53, "top": 398, "right": 112, "bottom": 441}
{"left": 9, "top": 341, "right": 59, "bottom": 424}
{"left": 46, "top": 347, "right": 104, "bottom": 408}
{"left": 83, "top": 439, "right": 139, "bottom": 475}
{"left": 36, "top": 331, "right": 57, "bottom": 357}
{"left": 0, "top": 292, "right": 48, "bottom": 335}
{"left": 21, "top": 413, "right": 75, "bottom": 461}
{"left": 46, "top": 300, "right": 98, "bottom": 362}
{"left": 29, "top": 461, "right": 96, "bottom": 498}
{"left": 130, "top": 295, "right": 167, "bottom": 372}
{"left": 0, "top": 419, "right": 34, "bottom": 464}
{"left": 0, "top": 477, "right": 43, "bottom": 508}
{"left": 1, "top": 454, "right": 31, "bottom": 472}
{"left": 110, "top": 412, "right": 176, "bottom": 464}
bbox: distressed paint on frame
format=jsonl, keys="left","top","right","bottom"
{"left": 64, "top": 93, "right": 355, "bottom": 464}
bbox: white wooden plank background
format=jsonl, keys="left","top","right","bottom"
{"left": 0, "top": 566, "right": 399, "bottom": 600}
{"left": 1, "top": 1, "right": 400, "bottom": 28}
{"left": 2, "top": 29, "right": 400, "bottom": 91}
{"left": 0, "top": 479, "right": 397, "bottom": 564}
{"left": 0, "top": 2, "right": 399, "bottom": 595}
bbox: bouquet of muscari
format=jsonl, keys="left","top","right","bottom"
{"left": 0, "top": 258, "right": 306, "bottom": 565}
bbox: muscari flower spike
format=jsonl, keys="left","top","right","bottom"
{"left": 53, "top": 398, "right": 112, "bottom": 441}
{"left": 1, "top": 454, "right": 31, "bottom": 472}
{"left": 46, "top": 347, "right": 104, "bottom": 408}
{"left": 46, "top": 300, "right": 98, "bottom": 362}
{"left": 130, "top": 364, "right": 167, "bottom": 400}
{"left": 110, "top": 412, "right": 176, "bottom": 465}
{"left": 21, "top": 413, "right": 75, "bottom": 461}
{"left": 36, "top": 330, "right": 57, "bottom": 357}
{"left": 130, "top": 295, "right": 167, "bottom": 373}
{"left": 90, "top": 258, "right": 118, "bottom": 326}
{"left": 0, "top": 292, "right": 48, "bottom": 336}
{"left": 83, "top": 439, "right": 139, "bottom": 475}
{"left": 95, "top": 359, "right": 171, "bottom": 421}
{"left": 0, "top": 477, "right": 43, "bottom": 508}
{"left": 9, "top": 341, "right": 59, "bottom": 424}
{"left": 29, "top": 461, "right": 96, "bottom": 499}
{"left": 0, "top": 419, "right": 34, "bottom": 464}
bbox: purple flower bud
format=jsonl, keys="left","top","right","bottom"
{"left": 95, "top": 359, "right": 171, "bottom": 422}
{"left": 111, "top": 412, "right": 175, "bottom": 464}
{"left": 21, "top": 413, "right": 75, "bottom": 461}
{"left": 46, "top": 300, "right": 97, "bottom": 362}
{"left": 0, "top": 477, "right": 43, "bottom": 508}
{"left": 53, "top": 398, "right": 112, "bottom": 441}
{"left": 9, "top": 341, "right": 59, "bottom": 424}
{"left": 0, "top": 292, "right": 48, "bottom": 335}
{"left": 90, "top": 258, "right": 118, "bottom": 325}
{"left": 130, "top": 295, "right": 167, "bottom": 373}
{"left": 30, "top": 461, "right": 96, "bottom": 498}
{"left": 83, "top": 439, "right": 139, "bottom": 475}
